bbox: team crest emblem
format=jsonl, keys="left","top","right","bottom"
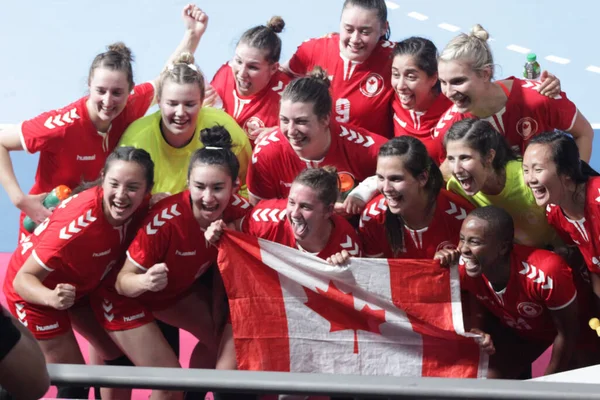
{"left": 360, "top": 73, "right": 384, "bottom": 97}
{"left": 435, "top": 241, "right": 457, "bottom": 253}
{"left": 243, "top": 116, "right": 265, "bottom": 135}
{"left": 517, "top": 302, "right": 543, "bottom": 318}
{"left": 516, "top": 117, "right": 538, "bottom": 140}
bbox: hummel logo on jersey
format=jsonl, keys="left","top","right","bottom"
{"left": 252, "top": 131, "right": 280, "bottom": 164}
{"left": 76, "top": 154, "right": 97, "bottom": 161}
{"left": 36, "top": 322, "right": 59, "bottom": 332}
{"left": 519, "top": 262, "right": 553, "bottom": 289}
{"left": 433, "top": 106, "right": 459, "bottom": 137}
{"left": 176, "top": 250, "right": 197, "bottom": 257}
{"left": 146, "top": 204, "right": 181, "bottom": 235}
{"left": 44, "top": 108, "right": 80, "bottom": 129}
{"left": 445, "top": 202, "right": 467, "bottom": 220}
{"left": 59, "top": 209, "right": 97, "bottom": 240}
{"left": 123, "top": 312, "right": 145, "bottom": 322}
{"left": 231, "top": 194, "right": 250, "bottom": 209}
{"left": 252, "top": 208, "right": 286, "bottom": 222}
{"left": 340, "top": 235, "right": 360, "bottom": 256}
{"left": 93, "top": 249, "right": 111, "bottom": 257}
{"left": 360, "top": 197, "right": 387, "bottom": 225}
{"left": 339, "top": 126, "right": 375, "bottom": 147}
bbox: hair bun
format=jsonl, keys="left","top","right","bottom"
{"left": 308, "top": 66, "right": 331, "bottom": 89}
{"left": 107, "top": 42, "right": 133, "bottom": 61}
{"left": 200, "top": 125, "right": 234, "bottom": 150}
{"left": 470, "top": 24, "right": 490, "bottom": 41}
{"left": 266, "top": 16, "right": 285, "bottom": 33}
{"left": 175, "top": 52, "right": 195, "bottom": 65}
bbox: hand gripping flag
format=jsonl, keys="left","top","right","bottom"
{"left": 217, "top": 230, "right": 487, "bottom": 378}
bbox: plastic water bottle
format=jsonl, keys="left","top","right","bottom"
{"left": 23, "top": 185, "right": 72, "bottom": 233}
{"left": 523, "top": 53, "right": 541, "bottom": 80}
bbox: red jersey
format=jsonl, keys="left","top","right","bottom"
{"left": 4, "top": 186, "right": 145, "bottom": 305}
{"left": 392, "top": 93, "right": 452, "bottom": 165}
{"left": 287, "top": 34, "right": 395, "bottom": 138}
{"left": 359, "top": 190, "right": 474, "bottom": 258}
{"left": 211, "top": 62, "right": 289, "bottom": 141}
{"left": 21, "top": 82, "right": 155, "bottom": 196}
{"left": 546, "top": 177, "right": 600, "bottom": 275}
{"left": 242, "top": 198, "right": 362, "bottom": 259}
{"left": 125, "top": 190, "right": 251, "bottom": 310}
{"left": 459, "top": 244, "right": 577, "bottom": 342}
{"left": 432, "top": 77, "right": 577, "bottom": 163}
{"left": 247, "top": 121, "right": 386, "bottom": 200}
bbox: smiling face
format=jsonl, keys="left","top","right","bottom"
{"left": 523, "top": 143, "right": 569, "bottom": 207}
{"left": 102, "top": 160, "right": 149, "bottom": 226}
{"left": 338, "top": 5, "right": 386, "bottom": 62}
{"left": 458, "top": 215, "right": 505, "bottom": 278}
{"left": 391, "top": 54, "right": 438, "bottom": 111}
{"left": 376, "top": 155, "right": 427, "bottom": 216}
{"left": 231, "top": 43, "right": 277, "bottom": 97}
{"left": 438, "top": 60, "right": 489, "bottom": 113}
{"left": 159, "top": 80, "right": 202, "bottom": 142}
{"left": 87, "top": 67, "right": 130, "bottom": 129}
{"left": 188, "top": 163, "right": 236, "bottom": 227}
{"left": 279, "top": 99, "right": 330, "bottom": 159}
{"left": 286, "top": 183, "right": 332, "bottom": 242}
{"left": 446, "top": 139, "right": 494, "bottom": 195}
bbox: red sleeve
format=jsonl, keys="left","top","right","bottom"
{"left": 358, "top": 196, "right": 388, "bottom": 257}
{"left": 328, "top": 215, "right": 363, "bottom": 258}
{"left": 544, "top": 92, "right": 578, "bottom": 132}
{"left": 287, "top": 38, "right": 318, "bottom": 76}
{"left": 247, "top": 135, "right": 282, "bottom": 200}
{"left": 126, "top": 209, "right": 171, "bottom": 271}
{"left": 222, "top": 194, "right": 252, "bottom": 222}
{"left": 241, "top": 199, "right": 286, "bottom": 239}
{"left": 122, "top": 82, "right": 155, "bottom": 124}
{"left": 20, "top": 99, "right": 85, "bottom": 154}
{"left": 537, "top": 254, "right": 577, "bottom": 310}
{"left": 432, "top": 106, "right": 466, "bottom": 164}
{"left": 210, "top": 63, "right": 230, "bottom": 100}
{"left": 545, "top": 204, "right": 575, "bottom": 246}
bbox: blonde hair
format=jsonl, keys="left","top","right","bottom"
{"left": 157, "top": 52, "right": 205, "bottom": 99}
{"left": 439, "top": 24, "right": 494, "bottom": 78}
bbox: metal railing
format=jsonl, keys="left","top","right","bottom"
{"left": 47, "top": 364, "right": 600, "bottom": 399}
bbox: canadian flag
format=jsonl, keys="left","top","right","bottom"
{"left": 217, "top": 231, "right": 488, "bottom": 378}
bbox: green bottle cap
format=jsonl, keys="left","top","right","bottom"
{"left": 23, "top": 216, "right": 37, "bottom": 233}
{"left": 526, "top": 53, "right": 537, "bottom": 62}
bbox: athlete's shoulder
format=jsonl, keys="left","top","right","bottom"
{"left": 433, "top": 105, "right": 466, "bottom": 138}
{"left": 334, "top": 122, "right": 384, "bottom": 149}
{"left": 142, "top": 191, "right": 188, "bottom": 237}
{"left": 120, "top": 110, "right": 161, "bottom": 144}
{"left": 249, "top": 198, "right": 287, "bottom": 224}
{"left": 360, "top": 194, "right": 387, "bottom": 226}
{"left": 251, "top": 129, "right": 288, "bottom": 164}
{"left": 438, "top": 189, "right": 475, "bottom": 215}
{"left": 24, "top": 96, "right": 89, "bottom": 135}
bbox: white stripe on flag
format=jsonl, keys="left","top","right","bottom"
{"left": 259, "top": 239, "right": 423, "bottom": 376}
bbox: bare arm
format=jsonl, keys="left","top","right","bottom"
{"left": 568, "top": 110, "right": 594, "bottom": 163}
{"left": 115, "top": 259, "right": 168, "bottom": 298}
{"left": 0, "top": 307, "right": 50, "bottom": 400}
{"left": 0, "top": 124, "right": 51, "bottom": 224}
{"left": 13, "top": 254, "right": 75, "bottom": 310}
{"left": 545, "top": 299, "right": 578, "bottom": 375}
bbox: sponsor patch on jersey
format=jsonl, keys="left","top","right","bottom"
{"left": 435, "top": 240, "right": 457, "bottom": 253}
{"left": 360, "top": 73, "right": 384, "bottom": 98}
{"left": 516, "top": 117, "right": 538, "bottom": 140}
{"left": 517, "top": 301, "right": 543, "bottom": 318}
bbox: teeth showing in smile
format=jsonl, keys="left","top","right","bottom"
{"left": 202, "top": 203, "right": 219, "bottom": 212}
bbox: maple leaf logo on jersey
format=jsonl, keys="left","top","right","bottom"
{"left": 304, "top": 280, "right": 386, "bottom": 354}
{"left": 517, "top": 302, "right": 543, "bottom": 318}
{"left": 359, "top": 73, "right": 384, "bottom": 98}
{"left": 243, "top": 116, "right": 265, "bottom": 135}
{"left": 516, "top": 117, "right": 538, "bottom": 140}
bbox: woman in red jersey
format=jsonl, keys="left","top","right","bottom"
{"left": 282, "top": 0, "right": 395, "bottom": 137}
{"left": 358, "top": 135, "right": 474, "bottom": 259}
{"left": 247, "top": 67, "right": 387, "bottom": 206}
{"left": 0, "top": 4, "right": 208, "bottom": 242}
{"left": 435, "top": 24, "right": 593, "bottom": 163}
{"left": 204, "top": 16, "right": 291, "bottom": 145}
{"left": 3, "top": 147, "right": 154, "bottom": 399}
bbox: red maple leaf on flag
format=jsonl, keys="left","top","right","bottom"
{"left": 303, "top": 280, "right": 386, "bottom": 354}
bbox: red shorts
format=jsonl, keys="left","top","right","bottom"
{"left": 90, "top": 284, "right": 154, "bottom": 332}
{"left": 5, "top": 298, "right": 71, "bottom": 340}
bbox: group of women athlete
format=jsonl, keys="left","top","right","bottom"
{"left": 0, "top": 0, "right": 599, "bottom": 398}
